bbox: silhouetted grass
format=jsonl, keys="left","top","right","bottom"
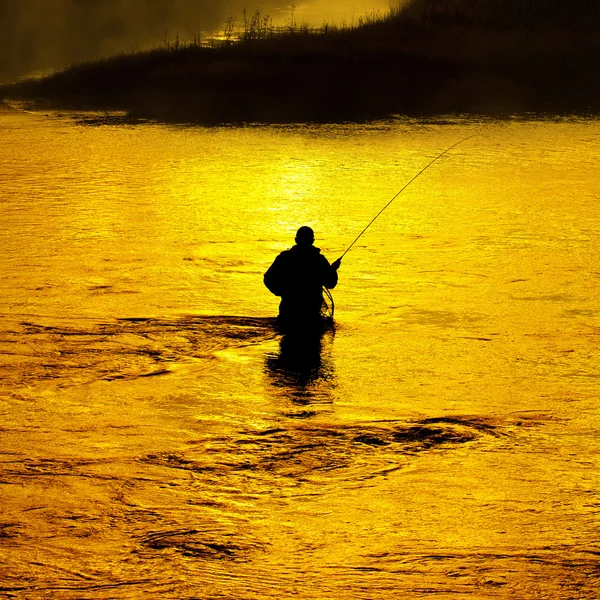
{"left": 2, "top": 1, "right": 600, "bottom": 123}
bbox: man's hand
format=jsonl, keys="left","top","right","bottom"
{"left": 331, "top": 258, "right": 342, "bottom": 271}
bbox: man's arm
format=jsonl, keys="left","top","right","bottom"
{"left": 264, "top": 255, "right": 285, "bottom": 296}
{"left": 321, "top": 256, "right": 338, "bottom": 289}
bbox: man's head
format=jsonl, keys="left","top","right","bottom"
{"left": 295, "top": 226, "right": 315, "bottom": 246}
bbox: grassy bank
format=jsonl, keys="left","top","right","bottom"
{"left": 2, "top": 1, "right": 600, "bottom": 123}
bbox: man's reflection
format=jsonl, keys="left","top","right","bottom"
{"left": 265, "top": 330, "right": 336, "bottom": 404}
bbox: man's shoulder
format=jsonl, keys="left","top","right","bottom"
{"left": 288, "top": 246, "right": 322, "bottom": 256}
{"left": 276, "top": 248, "right": 294, "bottom": 260}
{"left": 277, "top": 245, "right": 325, "bottom": 265}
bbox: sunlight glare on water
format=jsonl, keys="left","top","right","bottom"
{"left": 1, "top": 107, "right": 600, "bottom": 598}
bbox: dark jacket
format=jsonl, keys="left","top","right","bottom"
{"left": 264, "top": 244, "right": 337, "bottom": 327}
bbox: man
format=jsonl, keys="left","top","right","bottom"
{"left": 264, "top": 226, "right": 341, "bottom": 332}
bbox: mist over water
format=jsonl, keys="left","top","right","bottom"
{"left": 0, "top": 0, "right": 270, "bottom": 81}
{"left": 0, "top": 0, "right": 392, "bottom": 83}
{"left": 1, "top": 108, "right": 600, "bottom": 598}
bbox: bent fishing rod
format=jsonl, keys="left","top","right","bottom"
{"left": 337, "top": 135, "right": 475, "bottom": 262}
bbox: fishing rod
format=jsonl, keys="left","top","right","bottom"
{"left": 337, "top": 135, "right": 475, "bottom": 262}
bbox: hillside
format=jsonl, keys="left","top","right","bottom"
{"left": 2, "top": 1, "right": 600, "bottom": 123}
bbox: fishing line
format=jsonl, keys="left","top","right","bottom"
{"left": 323, "top": 286, "right": 335, "bottom": 319}
{"left": 337, "top": 134, "right": 475, "bottom": 261}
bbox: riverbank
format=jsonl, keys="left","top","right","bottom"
{"left": 2, "top": 2, "right": 600, "bottom": 123}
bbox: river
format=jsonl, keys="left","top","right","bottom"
{"left": 1, "top": 106, "right": 599, "bottom": 598}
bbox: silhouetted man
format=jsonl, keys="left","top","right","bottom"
{"left": 264, "top": 226, "right": 340, "bottom": 332}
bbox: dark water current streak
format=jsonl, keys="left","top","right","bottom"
{"left": 0, "top": 316, "right": 277, "bottom": 388}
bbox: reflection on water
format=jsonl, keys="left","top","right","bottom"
{"left": 1, "top": 109, "right": 600, "bottom": 598}
{"left": 265, "top": 329, "right": 336, "bottom": 407}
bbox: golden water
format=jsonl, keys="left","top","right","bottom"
{"left": 1, "top": 107, "right": 600, "bottom": 598}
